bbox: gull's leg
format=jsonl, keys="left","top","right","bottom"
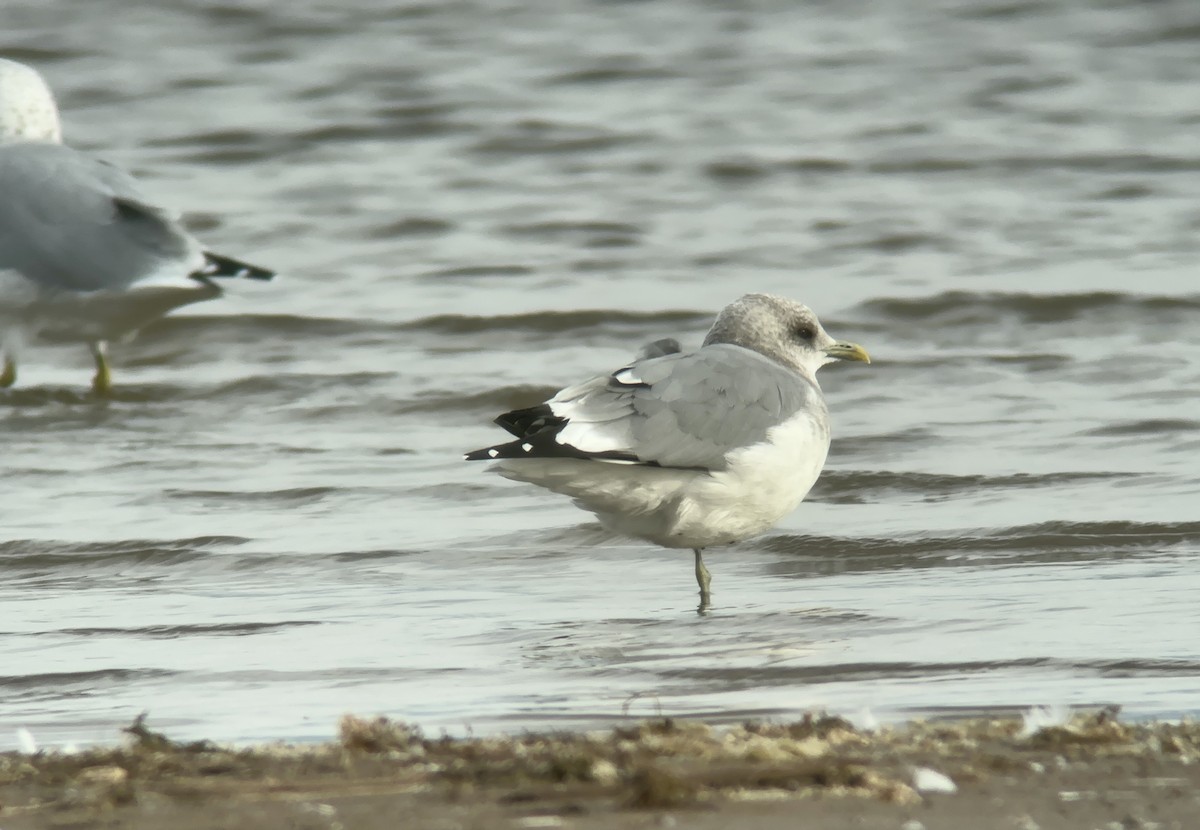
{"left": 1, "top": 332, "right": 21, "bottom": 388}
{"left": 694, "top": 548, "right": 712, "bottom": 611}
{"left": 90, "top": 341, "right": 112, "bottom": 396}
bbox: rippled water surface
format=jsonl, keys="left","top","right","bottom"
{"left": 2, "top": 0, "right": 1199, "bottom": 749}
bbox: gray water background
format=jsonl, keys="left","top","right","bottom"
{"left": 2, "top": 0, "right": 1199, "bottom": 748}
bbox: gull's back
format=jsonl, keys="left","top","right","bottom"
{"left": 540, "top": 344, "right": 826, "bottom": 472}
{"left": 0, "top": 141, "right": 204, "bottom": 293}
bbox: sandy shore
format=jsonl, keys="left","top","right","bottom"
{"left": 2, "top": 710, "right": 1196, "bottom": 829}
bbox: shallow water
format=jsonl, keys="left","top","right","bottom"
{"left": 2, "top": 0, "right": 1199, "bottom": 749}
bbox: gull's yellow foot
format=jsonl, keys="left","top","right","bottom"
{"left": 91, "top": 347, "right": 112, "bottom": 396}
{"left": 0, "top": 357, "right": 15, "bottom": 388}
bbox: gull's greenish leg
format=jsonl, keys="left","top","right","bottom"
{"left": 694, "top": 548, "right": 712, "bottom": 612}
{"left": 90, "top": 341, "right": 112, "bottom": 396}
{"left": 0, "top": 356, "right": 15, "bottom": 388}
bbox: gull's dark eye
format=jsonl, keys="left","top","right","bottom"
{"left": 794, "top": 324, "right": 816, "bottom": 342}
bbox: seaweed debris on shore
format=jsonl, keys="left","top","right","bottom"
{"left": 1, "top": 710, "right": 1198, "bottom": 829}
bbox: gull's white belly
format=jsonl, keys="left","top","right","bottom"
{"left": 495, "top": 410, "right": 832, "bottom": 550}
{"left": 0, "top": 275, "right": 219, "bottom": 343}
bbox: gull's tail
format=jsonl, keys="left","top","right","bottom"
{"left": 196, "top": 251, "right": 275, "bottom": 282}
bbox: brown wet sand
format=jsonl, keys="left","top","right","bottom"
{"left": 2, "top": 711, "right": 1196, "bottom": 830}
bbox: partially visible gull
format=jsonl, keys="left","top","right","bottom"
{"left": 466, "top": 293, "right": 870, "bottom": 610}
{"left": 0, "top": 57, "right": 273, "bottom": 394}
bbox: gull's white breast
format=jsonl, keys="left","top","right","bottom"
{"left": 660, "top": 408, "right": 831, "bottom": 548}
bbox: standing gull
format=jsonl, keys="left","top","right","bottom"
{"left": 0, "top": 57, "right": 273, "bottom": 394}
{"left": 466, "top": 294, "right": 870, "bottom": 609}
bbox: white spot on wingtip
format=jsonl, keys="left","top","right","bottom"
{"left": 521, "top": 443, "right": 533, "bottom": 452}
{"left": 487, "top": 449, "right": 499, "bottom": 458}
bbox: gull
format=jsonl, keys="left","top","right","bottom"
{"left": 0, "top": 57, "right": 273, "bottom": 394}
{"left": 466, "top": 293, "right": 870, "bottom": 610}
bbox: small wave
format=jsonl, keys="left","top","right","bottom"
{"left": 829, "top": 428, "right": 942, "bottom": 458}
{"left": 868, "top": 153, "right": 1200, "bottom": 175}
{"left": 400, "top": 309, "right": 708, "bottom": 336}
{"left": 545, "top": 63, "right": 680, "bottom": 86}
{"left": 141, "top": 314, "right": 393, "bottom": 342}
{"left": 1106, "top": 22, "right": 1200, "bottom": 47}
{"left": 840, "top": 231, "right": 946, "bottom": 254}
{"left": 0, "top": 45, "right": 89, "bottom": 63}
{"left": 146, "top": 129, "right": 295, "bottom": 166}
{"left": 660, "top": 657, "right": 1057, "bottom": 685}
{"left": 206, "top": 372, "right": 391, "bottom": 401}
{"left": 953, "top": 1, "right": 1051, "bottom": 21}
{"left": 0, "top": 667, "right": 177, "bottom": 693}
{"left": 0, "top": 386, "right": 146, "bottom": 408}
{"left": 362, "top": 216, "right": 455, "bottom": 239}
{"left": 331, "top": 549, "right": 422, "bottom": 563}
{"left": 810, "top": 469, "right": 1130, "bottom": 504}
{"left": 704, "top": 158, "right": 772, "bottom": 182}
{"left": 758, "top": 519, "right": 1200, "bottom": 559}
{"left": 31, "top": 621, "right": 323, "bottom": 639}
{"left": 659, "top": 655, "right": 1200, "bottom": 685}
{"left": 0, "top": 536, "right": 248, "bottom": 570}
{"left": 1086, "top": 658, "right": 1200, "bottom": 677}
{"left": 1081, "top": 419, "right": 1200, "bottom": 438}
{"left": 1091, "top": 183, "right": 1155, "bottom": 201}
{"left": 198, "top": 3, "right": 265, "bottom": 23}
{"left": 161, "top": 486, "right": 341, "bottom": 506}
{"left": 856, "top": 291, "right": 1200, "bottom": 326}
{"left": 983, "top": 353, "right": 1071, "bottom": 370}
{"left": 748, "top": 152, "right": 1200, "bottom": 180}
{"left": 420, "top": 264, "right": 534, "bottom": 280}
{"left": 469, "top": 119, "right": 647, "bottom": 158}
{"left": 198, "top": 666, "right": 461, "bottom": 684}
{"left": 498, "top": 220, "right": 643, "bottom": 246}
{"left": 784, "top": 157, "right": 854, "bottom": 173}
{"left": 368, "top": 103, "right": 467, "bottom": 139}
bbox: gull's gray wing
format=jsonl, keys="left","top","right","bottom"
{"left": 468, "top": 343, "right": 827, "bottom": 471}
{"left": 0, "top": 141, "right": 204, "bottom": 292}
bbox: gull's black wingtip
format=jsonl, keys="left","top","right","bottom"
{"left": 494, "top": 403, "right": 556, "bottom": 438}
{"left": 199, "top": 251, "right": 276, "bottom": 282}
{"left": 466, "top": 439, "right": 549, "bottom": 462}
{"left": 465, "top": 438, "right": 644, "bottom": 464}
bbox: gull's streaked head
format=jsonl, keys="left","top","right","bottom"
{"left": 0, "top": 58, "right": 63, "bottom": 145}
{"left": 703, "top": 293, "right": 870, "bottom": 377}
